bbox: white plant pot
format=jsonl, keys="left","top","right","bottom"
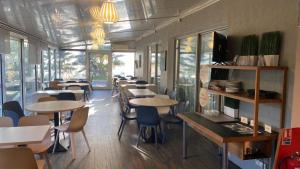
{"left": 257, "top": 55, "right": 265, "bottom": 66}
{"left": 236, "top": 55, "right": 257, "bottom": 66}
{"left": 264, "top": 55, "right": 279, "bottom": 66}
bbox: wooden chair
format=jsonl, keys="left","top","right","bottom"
{"left": 19, "top": 115, "right": 52, "bottom": 169}
{"left": 0, "top": 147, "right": 45, "bottom": 169}
{"left": 49, "top": 80, "right": 62, "bottom": 90}
{"left": 53, "top": 107, "right": 90, "bottom": 159}
{"left": 0, "top": 117, "right": 13, "bottom": 127}
{"left": 0, "top": 117, "right": 14, "bottom": 148}
{"left": 66, "top": 85, "right": 83, "bottom": 100}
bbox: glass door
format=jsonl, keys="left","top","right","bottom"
{"left": 175, "top": 36, "right": 199, "bottom": 112}
{"left": 89, "top": 52, "right": 112, "bottom": 89}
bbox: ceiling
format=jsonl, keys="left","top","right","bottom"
{"left": 0, "top": 0, "right": 205, "bottom": 49}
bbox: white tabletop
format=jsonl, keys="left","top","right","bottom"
{"left": 128, "top": 89, "right": 156, "bottom": 97}
{"left": 25, "top": 100, "right": 85, "bottom": 113}
{"left": 0, "top": 125, "right": 50, "bottom": 146}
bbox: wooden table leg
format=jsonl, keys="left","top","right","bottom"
{"left": 183, "top": 121, "right": 187, "bottom": 159}
{"left": 222, "top": 143, "right": 228, "bottom": 169}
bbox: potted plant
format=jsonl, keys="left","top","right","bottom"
{"left": 260, "top": 31, "right": 282, "bottom": 66}
{"left": 237, "top": 35, "right": 259, "bottom": 66}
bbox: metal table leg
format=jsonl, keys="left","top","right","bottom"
{"left": 183, "top": 121, "right": 187, "bottom": 159}
{"left": 222, "top": 143, "right": 228, "bottom": 169}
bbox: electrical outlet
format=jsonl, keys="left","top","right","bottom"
{"left": 264, "top": 124, "right": 272, "bottom": 133}
{"left": 241, "top": 116, "right": 248, "bottom": 124}
{"left": 250, "top": 120, "right": 254, "bottom": 127}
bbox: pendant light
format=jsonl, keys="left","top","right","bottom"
{"left": 99, "top": 0, "right": 119, "bottom": 24}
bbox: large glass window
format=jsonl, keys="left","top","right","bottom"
{"left": 24, "top": 41, "right": 36, "bottom": 104}
{"left": 55, "top": 50, "right": 60, "bottom": 79}
{"left": 60, "top": 50, "right": 86, "bottom": 80}
{"left": 176, "top": 36, "right": 198, "bottom": 112}
{"left": 4, "top": 38, "right": 22, "bottom": 104}
{"left": 112, "top": 52, "right": 135, "bottom": 77}
{"left": 50, "top": 49, "right": 55, "bottom": 80}
{"left": 36, "top": 64, "right": 42, "bottom": 90}
{"left": 149, "top": 44, "right": 163, "bottom": 85}
{"left": 149, "top": 45, "right": 156, "bottom": 83}
{"left": 42, "top": 50, "right": 50, "bottom": 84}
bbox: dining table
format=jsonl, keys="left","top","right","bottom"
{"left": 25, "top": 100, "right": 85, "bottom": 153}
{"left": 57, "top": 83, "right": 90, "bottom": 88}
{"left": 128, "top": 89, "right": 157, "bottom": 98}
{"left": 0, "top": 125, "right": 50, "bottom": 146}
{"left": 35, "top": 89, "right": 85, "bottom": 100}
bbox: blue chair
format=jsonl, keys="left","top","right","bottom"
{"left": 136, "top": 80, "right": 148, "bottom": 85}
{"left": 2, "top": 110, "right": 19, "bottom": 126}
{"left": 57, "top": 92, "right": 76, "bottom": 101}
{"left": 2, "top": 101, "right": 25, "bottom": 126}
{"left": 136, "top": 106, "right": 161, "bottom": 148}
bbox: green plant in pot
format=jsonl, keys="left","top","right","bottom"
{"left": 260, "top": 31, "right": 282, "bottom": 66}
{"left": 237, "top": 35, "right": 259, "bottom": 66}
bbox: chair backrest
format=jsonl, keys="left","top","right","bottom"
{"left": 0, "top": 117, "right": 13, "bottom": 127}
{"left": 2, "top": 101, "right": 24, "bottom": 118}
{"left": 44, "top": 87, "right": 56, "bottom": 90}
{"left": 57, "top": 92, "right": 76, "bottom": 100}
{"left": 136, "top": 80, "right": 148, "bottom": 84}
{"left": 136, "top": 106, "right": 160, "bottom": 125}
{"left": 0, "top": 147, "right": 40, "bottom": 169}
{"left": 19, "top": 115, "right": 49, "bottom": 126}
{"left": 67, "top": 85, "right": 82, "bottom": 90}
{"left": 68, "top": 107, "right": 89, "bottom": 132}
{"left": 168, "top": 91, "right": 176, "bottom": 100}
{"left": 2, "top": 110, "right": 20, "bottom": 127}
{"left": 66, "top": 81, "right": 76, "bottom": 83}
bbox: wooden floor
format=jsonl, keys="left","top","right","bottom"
{"left": 50, "top": 90, "right": 240, "bottom": 169}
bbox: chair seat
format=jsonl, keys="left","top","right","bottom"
{"left": 27, "top": 137, "right": 52, "bottom": 154}
{"left": 124, "top": 112, "right": 137, "bottom": 120}
{"left": 54, "top": 122, "right": 70, "bottom": 132}
{"left": 36, "top": 160, "right": 45, "bottom": 169}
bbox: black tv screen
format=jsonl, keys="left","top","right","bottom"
{"left": 212, "top": 32, "right": 227, "bottom": 63}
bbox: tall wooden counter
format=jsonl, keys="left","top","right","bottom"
{"left": 177, "top": 112, "right": 278, "bottom": 169}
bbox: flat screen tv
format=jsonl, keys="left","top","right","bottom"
{"left": 212, "top": 31, "right": 228, "bottom": 63}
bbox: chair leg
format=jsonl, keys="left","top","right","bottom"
{"left": 59, "top": 113, "right": 66, "bottom": 140}
{"left": 82, "top": 129, "right": 91, "bottom": 152}
{"left": 52, "top": 131, "right": 60, "bottom": 154}
{"left": 117, "top": 119, "right": 124, "bottom": 136}
{"left": 118, "top": 120, "right": 127, "bottom": 140}
{"left": 42, "top": 152, "right": 51, "bottom": 169}
{"left": 70, "top": 132, "right": 76, "bottom": 160}
{"left": 136, "top": 127, "right": 143, "bottom": 147}
{"left": 154, "top": 126, "right": 158, "bottom": 149}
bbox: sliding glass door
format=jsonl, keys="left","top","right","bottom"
{"left": 175, "top": 36, "right": 199, "bottom": 112}
{"left": 24, "top": 40, "right": 36, "bottom": 104}
{"left": 89, "top": 52, "right": 112, "bottom": 89}
{"left": 3, "top": 38, "right": 22, "bottom": 103}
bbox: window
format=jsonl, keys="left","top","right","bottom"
{"left": 176, "top": 36, "right": 198, "bottom": 112}
{"left": 42, "top": 50, "right": 50, "bottom": 83}
{"left": 149, "top": 44, "right": 163, "bottom": 85}
{"left": 61, "top": 50, "right": 86, "bottom": 80}
{"left": 50, "top": 49, "right": 55, "bottom": 80}
{"left": 4, "top": 38, "right": 22, "bottom": 104}
{"left": 55, "top": 50, "right": 60, "bottom": 79}
{"left": 112, "top": 52, "right": 134, "bottom": 77}
{"left": 24, "top": 40, "right": 36, "bottom": 104}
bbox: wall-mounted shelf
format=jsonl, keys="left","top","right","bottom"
{"left": 202, "top": 65, "right": 288, "bottom": 136}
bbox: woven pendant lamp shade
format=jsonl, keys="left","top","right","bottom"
{"left": 100, "top": 0, "right": 119, "bottom": 24}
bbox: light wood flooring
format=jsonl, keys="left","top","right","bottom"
{"left": 50, "top": 90, "right": 240, "bottom": 169}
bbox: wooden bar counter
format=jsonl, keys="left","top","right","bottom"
{"left": 177, "top": 112, "right": 278, "bottom": 169}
